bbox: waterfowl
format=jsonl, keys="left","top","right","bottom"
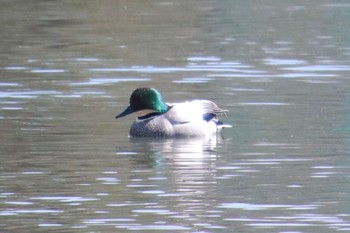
{"left": 116, "top": 87, "right": 231, "bottom": 137}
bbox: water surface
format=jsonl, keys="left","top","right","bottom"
{"left": 1, "top": 0, "right": 350, "bottom": 232}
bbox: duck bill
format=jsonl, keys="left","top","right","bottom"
{"left": 116, "top": 106, "right": 134, "bottom": 119}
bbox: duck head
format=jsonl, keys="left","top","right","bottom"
{"left": 116, "top": 87, "right": 169, "bottom": 118}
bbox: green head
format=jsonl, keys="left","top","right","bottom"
{"left": 116, "top": 87, "right": 168, "bottom": 118}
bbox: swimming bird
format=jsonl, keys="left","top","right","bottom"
{"left": 116, "top": 87, "right": 231, "bottom": 137}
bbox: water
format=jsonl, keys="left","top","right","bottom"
{"left": 1, "top": 0, "right": 350, "bottom": 232}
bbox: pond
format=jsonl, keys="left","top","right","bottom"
{"left": 1, "top": 0, "right": 350, "bottom": 232}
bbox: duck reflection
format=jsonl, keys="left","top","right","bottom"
{"left": 127, "top": 136, "right": 220, "bottom": 166}
{"left": 115, "top": 136, "right": 223, "bottom": 227}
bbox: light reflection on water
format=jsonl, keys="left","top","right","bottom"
{"left": 1, "top": 0, "right": 350, "bottom": 232}
{"left": 1, "top": 138, "right": 350, "bottom": 231}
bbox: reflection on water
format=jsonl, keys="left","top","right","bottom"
{"left": 113, "top": 138, "right": 222, "bottom": 231}
{"left": 2, "top": 137, "right": 349, "bottom": 232}
{"left": 1, "top": 0, "right": 350, "bottom": 232}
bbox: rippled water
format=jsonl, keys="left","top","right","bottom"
{"left": 1, "top": 0, "right": 350, "bottom": 232}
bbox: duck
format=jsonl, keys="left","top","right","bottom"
{"left": 116, "top": 87, "right": 232, "bottom": 137}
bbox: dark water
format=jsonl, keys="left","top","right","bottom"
{"left": 1, "top": 0, "right": 350, "bottom": 232}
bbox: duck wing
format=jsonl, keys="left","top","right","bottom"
{"left": 165, "top": 100, "right": 228, "bottom": 125}
{"left": 193, "top": 100, "right": 228, "bottom": 120}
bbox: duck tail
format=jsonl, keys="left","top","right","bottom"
{"left": 217, "top": 120, "right": 232, "bottom": 129}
